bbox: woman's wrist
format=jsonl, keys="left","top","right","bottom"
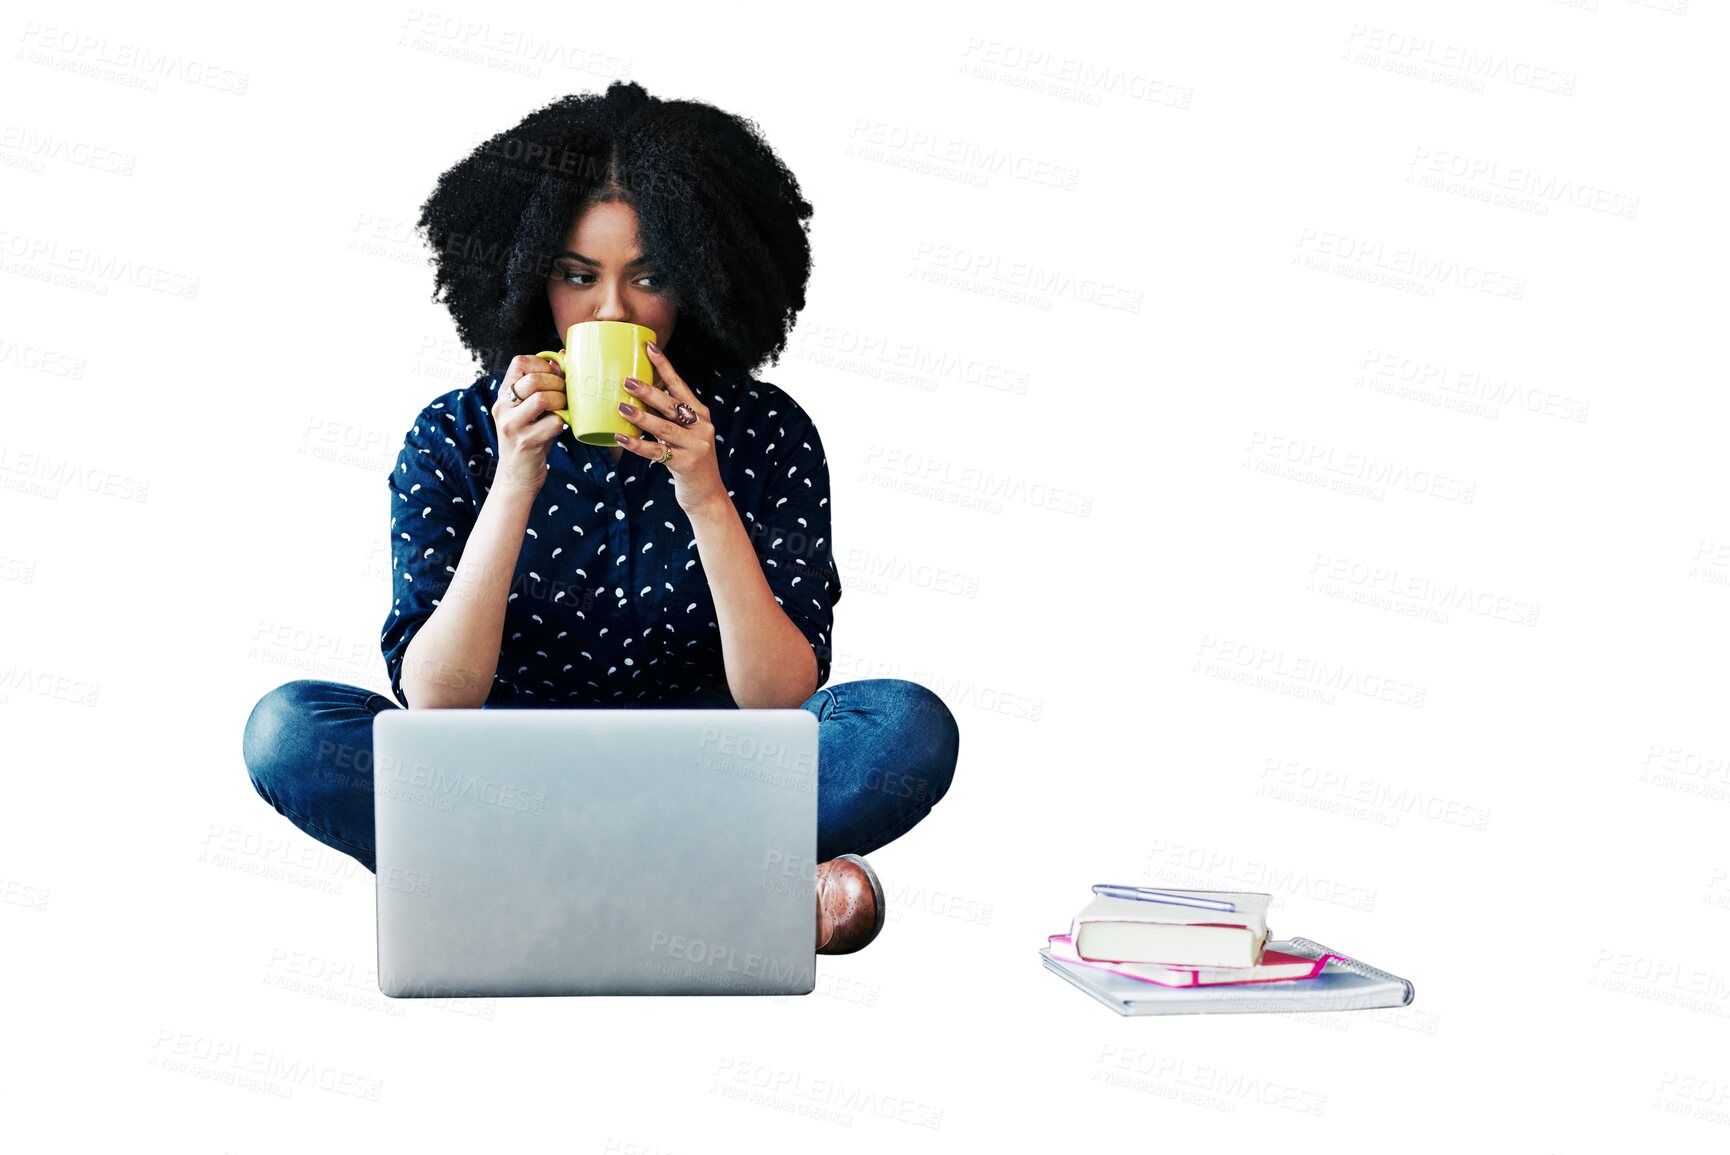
{"left": 406, "top": 471, "right": 539, "bottom": 707}
{"left": 681, "top": 488, "right": 734, "bottom": 526}
{"left": 488, "top": 474, "right": 545, "bottom": 506}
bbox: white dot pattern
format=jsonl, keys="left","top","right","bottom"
{"left": 380, "top": 368, "right": 842, "bottom": 707}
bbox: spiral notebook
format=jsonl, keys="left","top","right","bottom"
{"left": 1039, "top": 937, "right": 1414, "bottom": 1016}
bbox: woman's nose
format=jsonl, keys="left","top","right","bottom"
{"left": 593, "top": 281, "right": 629, "bottom": 322}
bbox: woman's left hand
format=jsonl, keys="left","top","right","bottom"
{"left": 614, "top": 342, "right": 728, "bottom": 516}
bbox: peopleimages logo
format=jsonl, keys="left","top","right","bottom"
{"left": 862, "top": 445, "right": 1094, "bottom": 516}
{"left": 1143, "top": 839, "right": 1379, "bottom": 913}
{"left": 710, "top": 1058, "right": 944, "bottom": 1129}
{"left": 1293, "top": 228, "right": 1525, "bottom": 300}
{"left": 1408, "top": 146, "right": 1639, "bottom": 220}
{"left": 1307, "top": 553, "right": 1539, "bottom": 627}
{"left": 1195, "top": 634, "right": 1427, "bottom": 711}
{"left": 1357, "top": 348, "right": 1590, "bottom": 423}
{"left": 1095, "top": 1044, "right": 1327, "bottom": 1116}
{"left": 911, "top": 239, "right": 1143, "bottom": 313}
{"left": 374, "top": 752, "right": 546, "bottom": 814}
{"left": 1244, "top": 432, "right": 1476, "bottom": 505}
{"left": 1258, "top": 758, "right": 1492, "bottom": 831}
{"left": 15, "top": 23, "right": 252, "bottom": 94}
{"left": 0, "top": 229, "right": 200, "bottom": 298}
{"left": 148, "top": 1030, "right": 383, "bottom": 1100}
{"left": 1342, "top": 24, "right": 1576, "bottom": 96}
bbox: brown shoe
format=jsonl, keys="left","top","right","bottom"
{"left": 815, "top": 854, "right": 885, "bottom": 954}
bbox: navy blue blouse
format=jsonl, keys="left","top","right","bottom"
{"left": 379, "top": 367, "right": 842, "bottom": 708}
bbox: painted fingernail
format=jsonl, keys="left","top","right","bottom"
{"left": 623, "top": 377, "right": 641, "bottom": 391}
{"left": 618, "top": 401, "right": 635, "bottom": 416}
{"left": 646, "top": 341, "right": 660, "bottom": 356}
{"left": 614, "top": 433, "right": 628, "bottom": 445}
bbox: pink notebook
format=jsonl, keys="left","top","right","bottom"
{"left": 1046, "top": 933, "right": 1343, "bottom": 987}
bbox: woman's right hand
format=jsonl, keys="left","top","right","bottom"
{"left": 491, "top": 354, "right": 568, "bottom": 494}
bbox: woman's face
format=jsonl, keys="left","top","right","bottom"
{"left": 545, "top": 199, "right": 678, "bottom": 349}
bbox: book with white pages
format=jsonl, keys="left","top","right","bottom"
{"left": 1070, "top": 890, "right": 1272, "bottom": 967}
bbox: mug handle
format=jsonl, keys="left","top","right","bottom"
{"left": 531, "top": 350, "right": 568, "bottom": 420}
{"left": 532, "top": 349, "right": 590, "bottom": 437}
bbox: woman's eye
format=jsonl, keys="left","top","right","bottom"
{"left": 557, "top": 270, "right": 663, "bottom": 291}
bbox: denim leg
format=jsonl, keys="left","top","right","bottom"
{"left": 800, "top": 678, "right": 960, "bottom": 861}
{"left": 241, "top": 677, "right": 960, "bottom": 874}
{"left": 242, "top": 679, "right": 396, "bottom": 873}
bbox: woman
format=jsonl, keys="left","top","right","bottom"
{"left": 241, "top": 81, "right": 960, "bottom": 955}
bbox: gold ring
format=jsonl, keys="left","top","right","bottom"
{"left": 655, "top": 446, "right": 673, "bottom": 465}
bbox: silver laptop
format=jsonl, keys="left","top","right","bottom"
{"left": 372, "top": 708, "right": 819, "bottom": 997}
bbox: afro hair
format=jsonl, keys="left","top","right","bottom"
{"left": 416, "top": 80, "right": 814, "bottom": 382}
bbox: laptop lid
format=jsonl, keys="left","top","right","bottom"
{"left": 372, "top": 708, "right": 818, "bottom": 997}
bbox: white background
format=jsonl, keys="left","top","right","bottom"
{"left": 4, "top": 0, "right": 1727, "bottom": 1149}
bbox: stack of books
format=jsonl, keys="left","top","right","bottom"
{"left": 1040, "top": 884, "right": 1414, "bottom": 1016}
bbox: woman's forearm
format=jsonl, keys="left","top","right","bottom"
{"left": 399, "top": 482, "right": 539, "bottom": 709}
{"left": 686, "top": 494, "right": 818, "bottom": 710}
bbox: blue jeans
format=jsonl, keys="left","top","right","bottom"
{"left": 242, "top": 678, "right": 960, "bottom": 873}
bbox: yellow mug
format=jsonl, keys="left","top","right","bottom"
{"left": 535, "top": 320, "right": 658, "bottom": 447}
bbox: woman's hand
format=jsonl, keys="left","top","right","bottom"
{"left": 614, "top": 342, "right": 728, "bottom": 515}
{"left": 491, "top": 354, "right": 568, "bottom": 495}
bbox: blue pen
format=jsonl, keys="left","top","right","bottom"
{"left": 1091, "top": 884, "right": 1237, "bottom": 913}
